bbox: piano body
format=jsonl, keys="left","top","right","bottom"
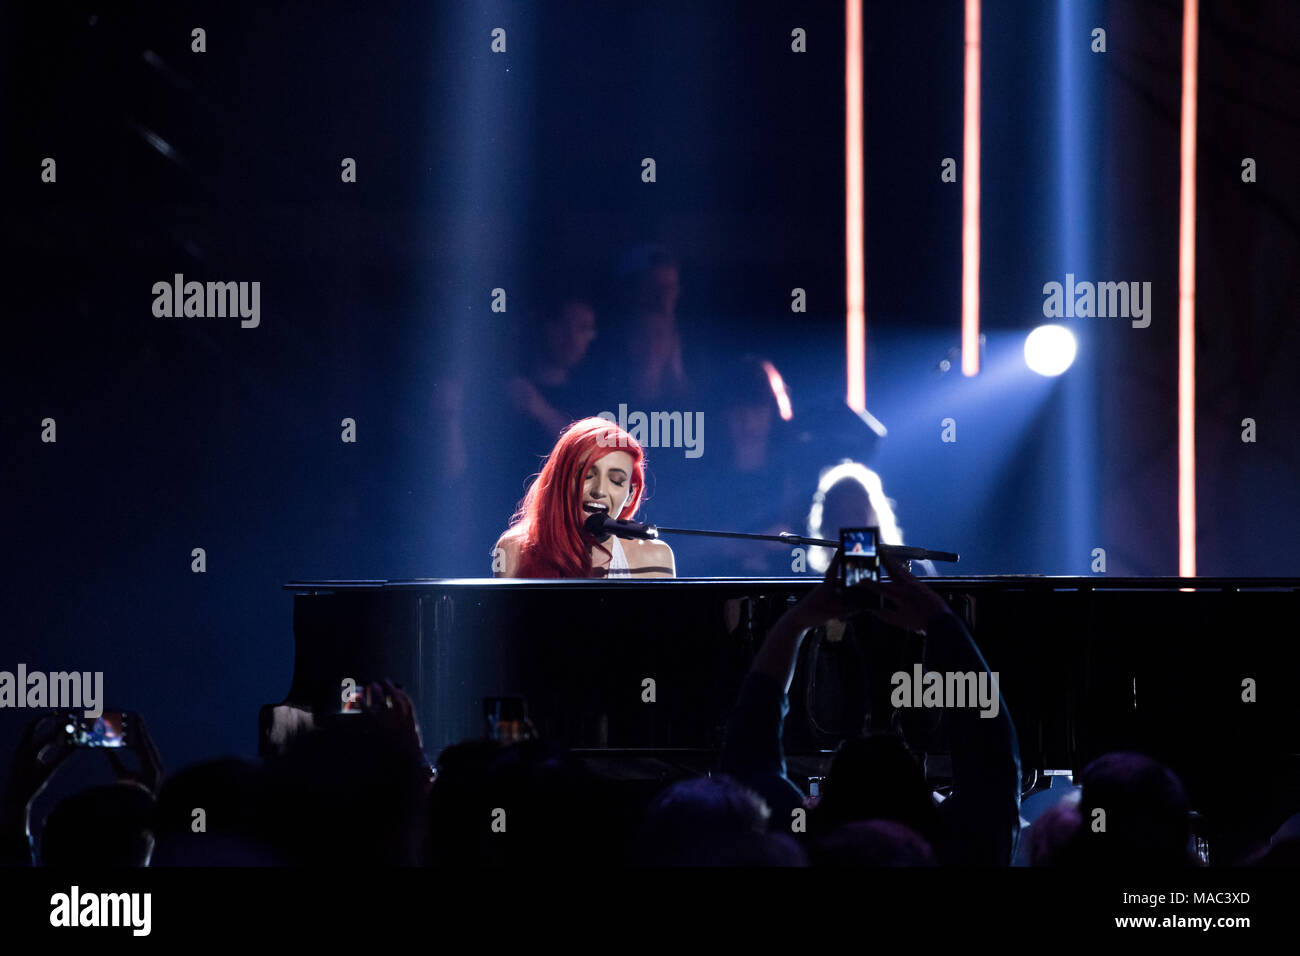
{"left": 269, "top": 577, "right": 1300, "bottom": 797}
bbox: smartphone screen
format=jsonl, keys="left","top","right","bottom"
{"left": 484, "top": 696, "right": 533, "bottom": 744}
{"left": 839, "top": 527, "right": 880, "bottom": 589}
{"left": 64, "top": 711, "right": 128, "bottom": 748}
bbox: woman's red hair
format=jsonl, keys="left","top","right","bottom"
{"left": 500, "top": 417, "right": 646, "bottom": 578}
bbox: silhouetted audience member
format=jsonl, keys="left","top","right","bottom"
{"left": 1242, "top": 812, "right": 1300, "bottom": 866}
{"left": 799, "top": 464, "right": 939, "bottom": 744}
{"left": 1, "top": 712, "right": 163, "bottom": 866}
{"left": 259, "top": 681, "right": 433, "bottom": 866}
{"left": 41, "top": 783, "right": 155, "bottom": 866}
{"left": 721, "top": 551, "right": 1021, "bottom": 865}
{"left": 1068, "top": 752, "right": 1197, "bottom": 867}
{"left": 1012, "top": 774, "right": 1081, "bottom": 865}
{"left": 151, "top": 757, "right": 280, "bottom": 865}
{"left": 810, "top": 820, "right": 936, "bottom": 866}
{"left": 479, "top": 738, "right": 624, "bottom": 867}
{"left": 1021, "top": 798, "right": 1084, "bottom": 867}
{"left": 425, "top": 738, "right": 505, "bottom": 866}
{"left": 637, "top": 775, "right": 806, "bottom": 866}
{"left": 809, "top": 735, "right": 942, "bottom": 845}
{"left": 425, "top": 736, "right": 640, "bottom": 867}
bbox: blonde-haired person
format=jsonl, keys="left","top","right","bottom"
{"left": 805, "top": 461, "right": 935, "bottom": 576}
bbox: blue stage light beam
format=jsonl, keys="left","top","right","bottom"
{"left": 1055, "top": 0, "right": 1101, "bottom": 574}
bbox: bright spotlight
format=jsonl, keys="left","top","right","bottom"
{"left": 1024, "top": 324, "right": 1077, "bottom": 376}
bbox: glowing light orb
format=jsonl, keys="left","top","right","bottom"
{"left": 1024, "top": 324, "right": 1077, "bottom": 376}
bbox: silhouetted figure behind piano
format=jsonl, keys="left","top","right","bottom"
{"left": 806, "top": 461, "right": 936, "bottom": 577}
{"left": 505, "top": 288, "right": 600, "bottom": 464}
{"left": 661, "top": 353, "right": 803, "bottom": 576}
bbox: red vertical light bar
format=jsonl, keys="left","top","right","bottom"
{"left": 1178, "top": 0, "right": 1198, "bottom": 576}
{"left": 961, "top": 0, "right": 981, "bottom": 376}
{"left": 846, "top": 0, "right": 865, "bottom": 411}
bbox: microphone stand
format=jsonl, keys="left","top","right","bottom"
{"left": 635, "top": 524, "right": 959, "bottom": 565}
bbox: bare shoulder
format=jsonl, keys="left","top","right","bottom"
{"left": 493, "top": 534, "right": 522, "bottom": 577}
{"left": 628, "top": 537, "right": 676, "bottom": 577}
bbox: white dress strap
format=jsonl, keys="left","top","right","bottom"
{"left": 605, "top": 535, "right": 633, "bottom": 576}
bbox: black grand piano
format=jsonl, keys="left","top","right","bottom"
{"left": 268, "top": 576, "right": 1300, "bottom": 802}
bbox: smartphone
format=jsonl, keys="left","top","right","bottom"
{"left": 63, "top": 711, "right": 129, "bottom": 748}
{"left": 339, "top": 679, "right": 367, "bottom": 714}
{"left": 839, "top": 526, "right": 880, "bottom": 590}
{"left": 484, "top": 696, "right": 536, "bottom": 745}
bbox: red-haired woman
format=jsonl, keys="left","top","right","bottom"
{"left": 493, "top": 417, "right": 676, "bottom": 578}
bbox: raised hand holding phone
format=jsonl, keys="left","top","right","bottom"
{"left": 103, "top": 713, "right": 163, "bottom": 793}
{"left": 851, "top": 552, "right": 957, "bottom": 634}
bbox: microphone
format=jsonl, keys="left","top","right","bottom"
{"left": 584, "top": 512, "right": 660, "bottom": 541}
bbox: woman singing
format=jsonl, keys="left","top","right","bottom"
{"left": 493, "top": 417, "right": 676, "bottom": 578}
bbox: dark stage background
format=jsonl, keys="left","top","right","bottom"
{"left": 2, "top": 1, "right": 1298, "bottom": 779}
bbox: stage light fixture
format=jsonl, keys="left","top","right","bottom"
{"left": 1024, "top": 324, "right": 1076, "bottom": 376}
